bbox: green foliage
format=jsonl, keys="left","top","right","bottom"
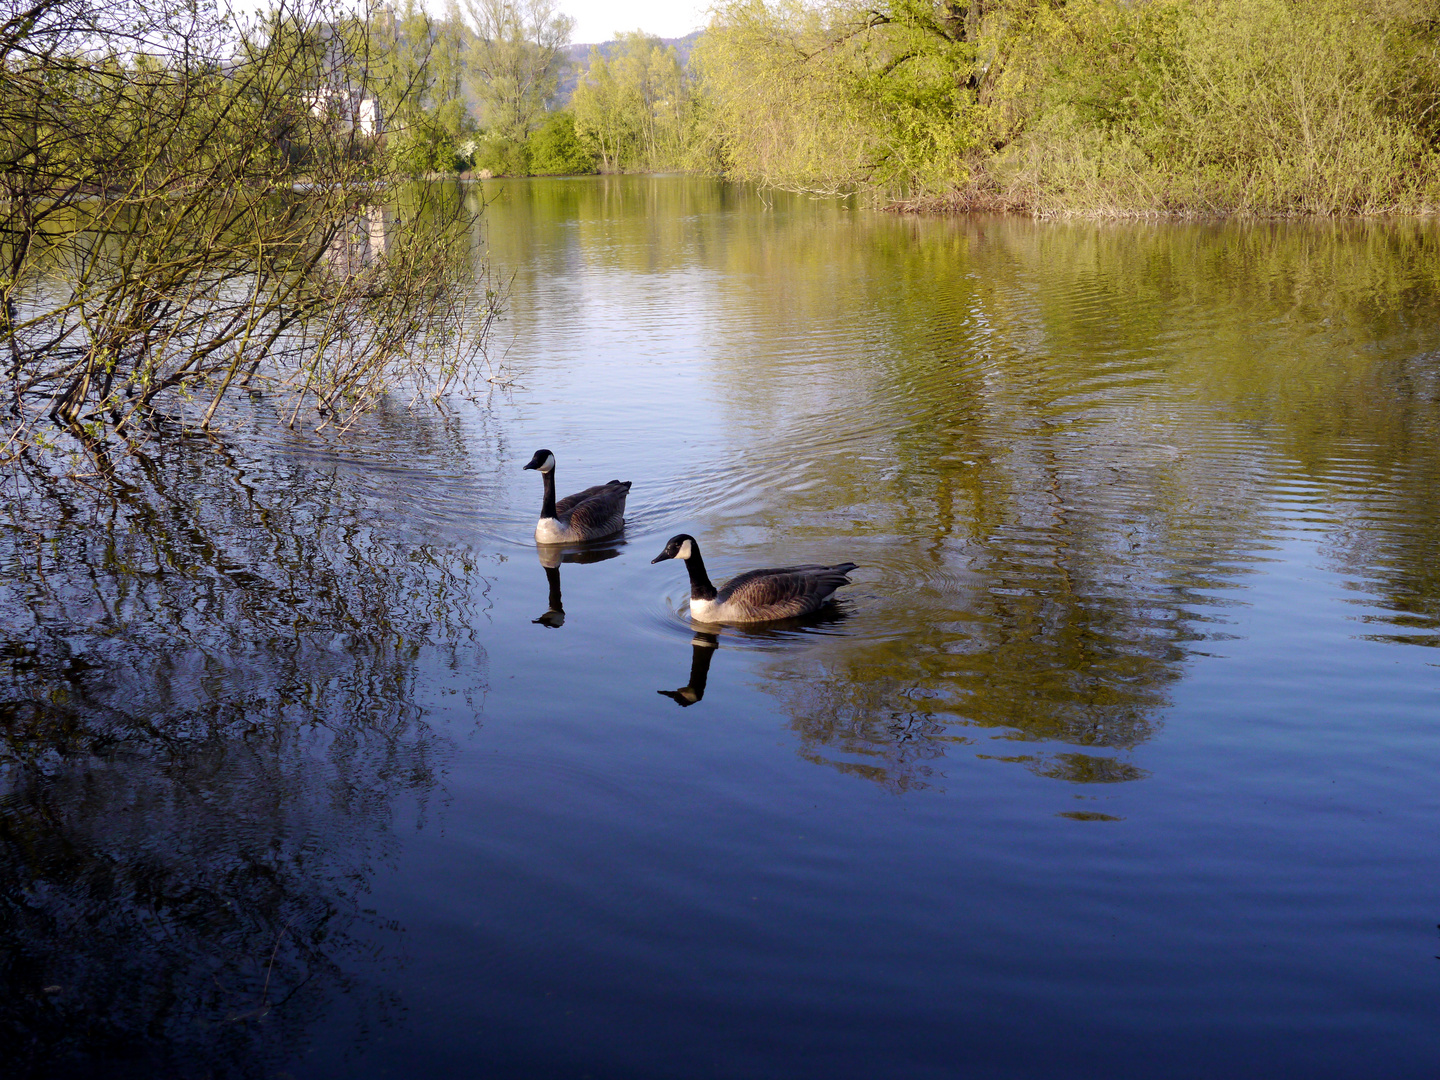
{"left": 995, "top": 0, "right": 1440, "bottom": 215}
{"left": 389, "top": 98, "right": 478, "bottom": 174}
{"left": 463, "top": 0, "right": 573, "bottom": 142}
{"left": 528, "top": 111, "right": 598, "bottom": 174}
{"left": 571, "top": 32, "right": 694, "bottom": 172}
{"left": 473, "top": 133, "right": 531, "bottom": 175}
{"left": 390, "top": 123, "right": 461, "bottom": 173}
{"left": 688, "top": 0, "right": 1440, "bottom": 214}
{"left": 374, "top": 0, "right": 478, "bottom": 175}
{"left": 692, "top": 0, "right": 988, "bottom": 196}
{"left": 0, "top": 0, "right": 497, "bottom": 453}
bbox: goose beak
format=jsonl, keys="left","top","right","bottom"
{"left": 651, "top": 551, "right": 669, "bottom": 564}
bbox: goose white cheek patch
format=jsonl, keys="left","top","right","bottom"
{"left": 542, "top": 454, "right": 556, "bottom": 473}
{"left": 676, "top": 539, "right": 693, "bottom": 560}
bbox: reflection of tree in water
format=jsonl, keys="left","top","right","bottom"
{"left": 1304, "top": 350, "right": 1440, "bottom": 649}
{"left": 751, "top": 404, "right": 1233, "bottom": 793}
{"left": 774, "top": 669, "right": 961, "bottom": 793}
{"left": 0, "top": 410, "right": 488, "bottom": 1076}
{"left": 727, "top": 222, "right": 1393, "bottom": 792}
{"left": 701, "top": 219, "right": 1436, "bottom": 792}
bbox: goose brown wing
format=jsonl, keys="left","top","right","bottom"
{"left": 560, "top": 480, "right": 631, "bottom": 529}
{"left": 719, "top": 563, "right": 858, "bottom": 618}
{"left": 555, "top": 481, "right": 623, "bottom": 516}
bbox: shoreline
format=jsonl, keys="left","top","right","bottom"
{"left": 423, "top": 169, "right": 1440, "bottom": 221}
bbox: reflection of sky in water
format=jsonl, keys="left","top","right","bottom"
{"left": 3, "top": 178, "right": 1440, "bottom": 1077}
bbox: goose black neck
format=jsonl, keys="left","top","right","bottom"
{"left": 685, "top": 548, "right": 717, "bottom": 601}
{"left": 540, "top": 469, "right": 557, "bottom": 519}
{"left": 544, "top": 564, "right": 562, "bottom": 610}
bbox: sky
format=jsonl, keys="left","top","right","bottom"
{"left": 555, "top": 0, "right": 710, "bottom": 46}
{"left": 229, "top": 0, "right": 710, "bottom": 51}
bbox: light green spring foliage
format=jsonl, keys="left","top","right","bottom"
{"left": 529, "top": 109, "right": 599, "bottom": 173}
{"left": 375, "top": 0, "right": 478, "bottom": 173}
{"left": 692, "top": 0, "right": 986, "bottom": 195}
{"left": 463, "top": 0, "right": 573, "bottom": 142}
{"left": 571, "top": 32, "right": 693, "bottom": 172}
{"left": 0, "top": 0, "right": 496, "bottom": 448}
{"left": 354, "top": 0, "right": 576, "bottom": 175}
{"left": 367, "top": 0, "right": 1440, "bottom": 211}
{"left": 999, "top": 0, "right": 1440, "bottom": 215}
{"left": 691, "top": 0, "right": 1440, "bottom": 214}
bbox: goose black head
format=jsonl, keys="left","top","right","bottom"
{"left": 523, "top": 449, "right": 556, "bottom": 473}
{"left": 652, "top": 534, "right": 697, "bottom": 563}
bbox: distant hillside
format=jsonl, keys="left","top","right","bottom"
{"left": 555, "top": 30, "right": 703, "bottom": 105}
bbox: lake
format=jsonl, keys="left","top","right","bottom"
{"left": 2, "top": 176, "right": 1438, "bottom": 1078}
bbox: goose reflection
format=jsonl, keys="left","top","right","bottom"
{"left": 534, "top": 564, "right": 566, "bottom": 627}
{"left": 532, "top": 541, "right": 623, "bottom": 628}
{"left": 659, "top": 633, "right": 719, "bottom": 706}
{"left": 658, "top": 606, "right": 852, "bottom": 707}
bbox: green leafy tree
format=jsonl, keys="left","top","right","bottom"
{"left": 472, "top": 130, "right": 531, "bottom": 174}
{"left": 570, "top": 47, "right": 630, "bottom": 171}
{"left": 462, "top": 0, "right": 572, "bottom": 142}
{"left": 373, "top": 0, "right": 478, "bottom": 173}
{"left": 692, "top": 0, "right": 992, "bottom": 196}
{"left": 688, "top": 0, "right": 1440, "bottom": 212}
{"left": 572, "top": 31, "right": 692, "bottom": 172}
{"left": 995, "top": 0, "right": 1440, "bottom": 215}
{"left": 528, "top": 110, "right": 598, "bottom": 173}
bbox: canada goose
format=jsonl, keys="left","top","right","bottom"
{"left": 523, "top": 448, "right": 631, "bottom": 543}
{"left": 651, "top": 533, "right": 858, "bottom": 624}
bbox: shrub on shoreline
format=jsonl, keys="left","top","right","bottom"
{"left": 694, "top": 0, "right": 1440, "bottom": 217}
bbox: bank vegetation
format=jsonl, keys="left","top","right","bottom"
{"left": 371, "top": 0, "right": 1440, "bottom": 216}
{"left": 691, "top": 0, "right": 1440, "bottom": 216}
{"left": 0, "top": 0, "right": 499, "bottom": 472}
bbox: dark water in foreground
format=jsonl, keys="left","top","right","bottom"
{"left": 3, "top": 177, "right": 1439, "bottom": 1078}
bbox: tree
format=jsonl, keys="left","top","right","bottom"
{"left": 571, "top": 48, "right": 629, "bottom": 171}
{"left": 0, "top": 0, "right": 499, "bottom": 465}
{"left": 572, "top": 31, "right": 692, "bottom": 172}
{"left": 372, "top": 0, "right": 479, "bottom": 173}
{"left": 462, "top": 0, "right": 572, "bottom": 142}
{"left": 528, "top": 110, "right": 598, "bottom": 174}
{"left": 691, "top": 0, "right": 992, "bottom": 195}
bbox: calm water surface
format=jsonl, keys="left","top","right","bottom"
{"left": 3, "top": 177, "right": 1439, "bottom": 1078}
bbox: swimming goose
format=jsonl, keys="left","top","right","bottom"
{"left": 651, "top": 533, "right": 858, "bottom": 624}
{"left": 524, "top": 448, "right": 631, "bottom": 543}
